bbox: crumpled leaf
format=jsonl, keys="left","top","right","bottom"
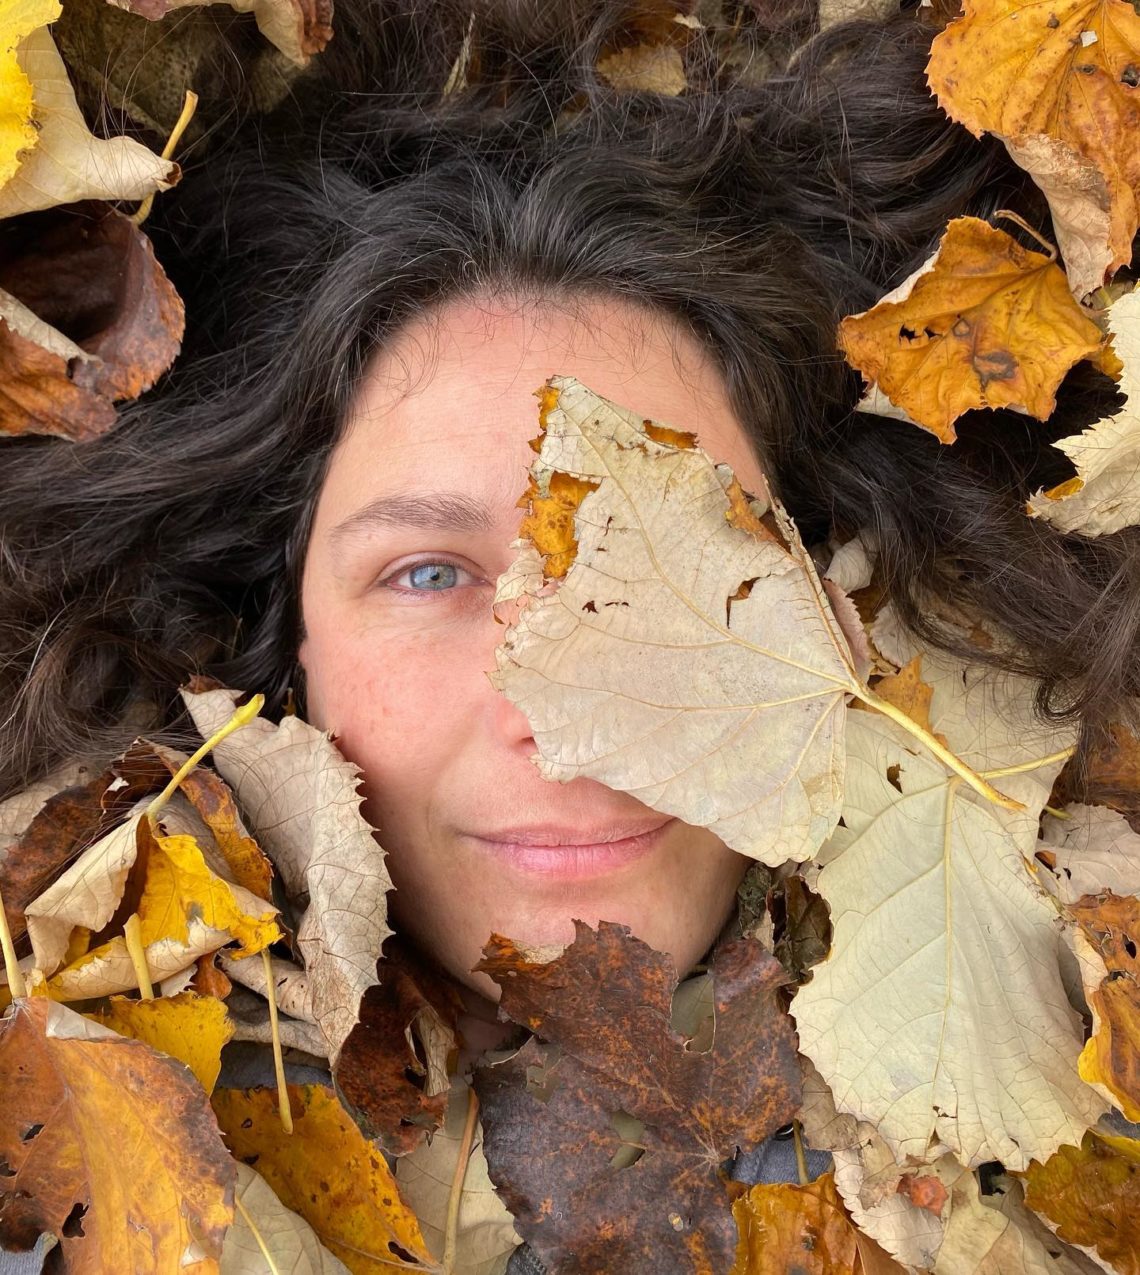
{"left": 0, "top": 23, "right": 177, "bottom": 218}
{"left": 473, "top": 922, "right": 801, "bottom": 1274}
{"left": 183, "top": 685, "right": 394, "bottom": 1063}
{"left": 222, "top": 1162, "right": 352, "bottom": 1274}
{"left": 1023, "top": 1130, "right": 1140, "bottom": 1275}
{"left": 0, "top": 997, "right": 234, "bottom": 1268}
{"left": 927, "top": 0, "right": 1140, "bottom": 295}
{"left": 1068, "top": 891, "right": 1140, "bottom": 1121}
{"left": 491, "top": 374, "right": 861, "bottom": 867}
{"left": 335, "top": 937, "right": 463, "bottom": 1156}
{"left": 792, "top": 639, "right": 1105, "bottom": 1170}
{"left": 212, "top": 1084, "right": 436, "bottom": 1273}
{"left": 0, "top": 0, "right": 59, "bottom": 188}
{"left": 394, "top": 1080, "right": 521, "bottom": 1275}
{"left": 93, "top": 990, "right": 234, "bottom": 1094}
{"left": 1028, "top": 287, "right": 1140, "bottom": 536}
{"left": 838, "top": 216, "right": 1112, "bottom": 443}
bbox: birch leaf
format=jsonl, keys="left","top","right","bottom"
{"left": 222, "top": 1163, "right": 351, "bottom": 1275}
{"left": 183, "top": 686, "right": 393, "bottom": 1063}
{"left": 792, "top": 643, "right": 1105, "bottom": 1170}
{"left": 1028, "top": 287, "right": 1140, "bottom": 536}
{"left": 490, "top": 374, "right": 859, "bottom": 868}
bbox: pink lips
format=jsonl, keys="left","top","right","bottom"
{"left": 469, "top": 817, "right": 676, "bottom": 878}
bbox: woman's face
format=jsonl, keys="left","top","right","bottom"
{"left": 299, "top": 292, "right": 768, "bottom": 999}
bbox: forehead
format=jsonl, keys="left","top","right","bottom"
{"left": 317, "top": 291, "right": 767, "bottom": 519}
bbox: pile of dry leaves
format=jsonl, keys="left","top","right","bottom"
{"left": 2, "top": 0, "right": 1140, "bottom": 1272}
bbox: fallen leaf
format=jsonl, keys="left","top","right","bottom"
{"left": 474, "top": 922, "right": 801, "bottom": 1273}
{"left": 491, "top": 375, "right": 862, "bottom": 867}
{"left": 0, "top": 997, "right": 234, "bottom": 1269}
{"left": 336, "top": 937, "right": 463, "bottom": 1156}
{"left": 792, "top": 641, "right": 1105, "bottom": 1169}
{"left": 1068, "top": 891, "right": 1140, "bottom": 1121}
{"left": 927, "top": 0, "right": 1140, "bottom": 293}
{"left": 1023, "top": 1130, "right": 1140, "bottom": 1275}
{"left": 838, "top": 217, "right": 1111, "bottom": 442}
{"left": 0, "top": 23, "right": 177, "bottom": 218}
{"left": 1038, "top": 803, "right": 1140, "bottom": 903}
{"left": 394, "top": 1080, "right": 521, "bottom": 1275}
{"left": 1028, "top": 286, "right": 1140, "bottom": 536}
{"left": 184, "top": 687, "right": 393, "bottom": 1062}
{"left": 212, "top": 1084, "right": 436, "bottom": 1273}
{"left": 93, "top": 991, "right": 235, "bottom": 1094}
{"left": 0, "top": 0, "right": 59, "bottom": 189}
{"left": 223, "top": 1162, "right": 352, "bottom": 1274}
{"left": 868, "top": 654, "right": 941, "bottom": 739}
{"left": 596, "top": 42, "right": 687, "bottom": 94}
{"left": 730, "top": 1172, "right": 907, "bottom": 1274}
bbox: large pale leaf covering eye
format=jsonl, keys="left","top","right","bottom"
{"left": 490, "top": 375, "right": 861, "bottom": 866}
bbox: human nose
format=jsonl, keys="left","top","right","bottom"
{"left": 480, "top": 598, "right": 537, "bottom": 751}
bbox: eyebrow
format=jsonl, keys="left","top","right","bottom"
{"left": 327, "top": 490, "right": 498, "bottom": 549}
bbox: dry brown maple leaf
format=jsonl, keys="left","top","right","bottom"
{"left": 473, "top": 921, "right": 800, "bottom": 1274}
{"left": 0, "top": 998, "right": 234, "bottom": 1269}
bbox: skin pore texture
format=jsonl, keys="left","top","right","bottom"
{"left": 299, "top": 291, "right": 769, "bottom": 1002}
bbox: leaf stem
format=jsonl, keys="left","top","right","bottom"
{"left": 263, "top": 947, "right": 293, "bottom": 1135}
{"left": 124, "top": 913, "right": 154, "bottom": 999}
{"left": 130, "top": 90, "right": 199, "bottom": 228}
{"left": 994, "top": 208, "right": 1058, "bottom": 260}
{"left": 442, "top": 1087, "right": 479, "bottom": 1275}
{"left": 792, "top": 1119, "right": 809, "bottom": 1187}
{"left": 980, "top": 747, "right": 1074, "bottom": 780}
{"left": 854, "top": 687, "right": 1024, "bottom": 810}
{"left": 234, "top": 1187, "right": 281, "bottom": 1275}
{"left": 0, "top": 883, "right": 26, "bottom": 1000}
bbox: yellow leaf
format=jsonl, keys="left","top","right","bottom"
{"left": 93, "top": 992, "right": 234, "bottom": 1095}
{"left": 0, "top": 0, "right": 60, "bottom": 188}
{"left": 928, "top": 0, "right": 1140, "bottom": 293}
{"left": 212, "top": 1084, "right": 436, "bottom": 1274}
{"left": 838, "top": 217, "right": 1110, "bottom": 442}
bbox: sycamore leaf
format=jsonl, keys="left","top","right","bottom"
{"left": 0, "top": 0, "right": 60, "bottom": 188}
{"left": 473, "top": 922, "right": 800, "bottom": 1274}
{"left": 1068, "top": 891, "right": 1140, "bottom": 1122}
{"left": 927, "top": 0, "right": 1140, "bottom": 294}
{"left": 838, "top": 217, "right": 1111, "bottom": 443}
{"left": 1038, "top": 803, "right": 1140, "bottom": 903}
{"left": 491, "top": 374, "right": 861, "bottom": 868}
{"left": 0, "top": 24, "right": 177, "bottom": 218}
{"left": 212, "top": 1084, "right": 437, "bottom": 1274}
{"left": 394, "top": 1080, "right": 522, "bottom": 1275}
{"left": 93, "top": 991, "right": 235, "bottom": 1094}
{"left": 183, "top": 686, "right": 394, "bottom": 1063}
{"left": 792, "top": 641, "right": 1105, "bottom": 1170}
{"left": 0, "top": 998, "right": 234, "bottom": 1269}
{"left": 1028, "top": 287, "right": 1140, "bottom": 536}
{"left": 1023, "top": 1130, "right": 1140, "bottom": 1275}
{"left": 223, "top": 1162, "right": 351, "bottom": 1275}
{"left": 730, "top": 1172, "right": 907, "bottom": 1275}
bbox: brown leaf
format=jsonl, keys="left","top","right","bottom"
{"left": 768, "top": 874, "right": 831, "bottom": 981}
{"left": 473, "top": 922, "right": 801, "bottom": 1274}
{"left": 112, "top": 0, "right": 333, "bottom": 66}
{"left": 0, "top": 998, "right": 234, "bottom": 1268}
{"left": 335, "top": 937, "right": 464, "bottom": 1156}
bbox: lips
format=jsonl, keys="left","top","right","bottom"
{"left": 475, "top": 815, "right": 674, "bottom": 847}
{"left": 467, "top": 816, "right": 676, "bottom": 879}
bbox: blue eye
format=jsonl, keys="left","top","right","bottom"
{"left": 406, "top": 561, "right": 459, "bottom": 591}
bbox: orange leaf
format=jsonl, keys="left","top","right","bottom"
{"left": 838, "top": 217, "right": 1110, "bottom": 442}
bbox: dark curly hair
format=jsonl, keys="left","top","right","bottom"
{"left": 1, "top": 0, "right": 1137, "bottom": 801}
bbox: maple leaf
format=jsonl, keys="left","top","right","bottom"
{"left": 927, "top": 0, "right": 1140, "bottom": 296}
{"left": 0, "top": 997, "right": 234, "bottom": 1268}
{"left": 1028, "top": 286, "right": 1140, "bottom": 536}
{"left": 1037, "top": 802, "right": 1140, "bottom": 903}
{"left": 838, "top": 217, "right": 1112, "bottom": 443}
{"left": 473, "top": 921, "right": 800, "bottom": 1274}
{"left": 1023, "top": 1130, "right": 1140, "bottom": 1275}
{"left": 212, "top": 1083, "right": 436, "bottom": 1273}
{"left": 792, "top": 642, "right": 1105, "bottom": 1170}
{"left": 184, "top": 686, "right": 394, "bottom": 1063}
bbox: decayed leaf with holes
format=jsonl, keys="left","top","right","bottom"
{"left": 184, "top": 686, "right": 393, "bottom": 1063}
{"left": 0, "top": 24, "right": 177, "bottom": 218}
{"left": 1067, "top": 891, "right": 1140, "bottom": 1121}
{"left": 792, "top": 637, "right": 1105, "bottom": 1170}
{"left": 927, "top": 0, "right": 1140, "bottom": 295}
{"left": 491, "top": 374, "right": 862, "bottom": 868}
{"left": 473, "top": 922, "right": 800, "bottom": 1273}
{"left": 0, "top": 0, "right": 58, "bottom": 188}
{"left": 0, "top": 998, "right": 234, "bottom": 1269}
{"left": 222, "top": 1163, "right": 351, "bottom": 1274}
{"left": 394, "top": 1081, "right": 522, "bottom": 1275}
{"left": 212, "top": 1084, "right": 436, "bottom": 1273}
{"left": 838, "top": 217, "right": 1112, "bottom": 442}
{"left": 1029, "top": 287, "right": 1140, "bottom": 536}
{"left": 1023, "top": 1130, "right": 1140, "bottom": 1275}
{"left": 92, "top": 991, "right": 234, "bottom": 1094}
